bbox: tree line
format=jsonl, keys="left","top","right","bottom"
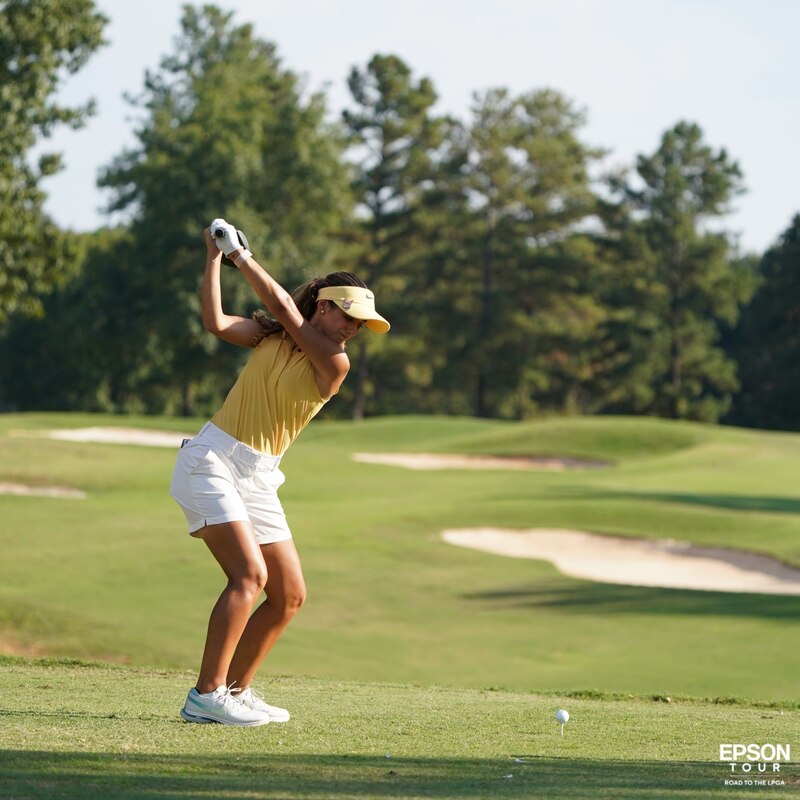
{"left": 1, "top": 1, "right": 799, "bottom": 429}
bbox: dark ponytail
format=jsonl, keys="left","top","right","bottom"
{"left": 252, "top": 271, "right": 368, "bottom": 341}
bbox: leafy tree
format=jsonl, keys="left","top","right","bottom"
{"left": 731, "top": 214, "right": 800, "bottom": 429}
{"left": 98, "top": 5, "right": 350, "bottom": 415}
{"left": 0, "top": 0, "right": 106, "bottom": 324}
{"left": 0, "top": 228, "right": 136, "bottom": 411}
{"left": 599, "top": 121, "right": 754, "bottom": 421}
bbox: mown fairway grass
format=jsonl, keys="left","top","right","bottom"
{"left": 1, "top": 657, "right": 798, "bottom": 799}
{"left": 0, "top": 412, "right": 799, "bottom": 705}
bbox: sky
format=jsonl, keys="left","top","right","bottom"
{"left": 39, "top": 0, "right": 800, "bottom": 254}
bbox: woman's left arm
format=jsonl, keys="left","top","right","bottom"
{"left": 200, "top": 227, "right": 265, "bottom": 348}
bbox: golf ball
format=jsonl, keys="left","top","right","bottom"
{"left": 555, "top": 709, "right": 569, "bottom": 724}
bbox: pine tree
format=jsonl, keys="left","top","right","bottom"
{"left": 340, "top": 54, "right": 444, "bottom": 418}
{"left": 733, "top": 215, "right": 800, "bottom": 429}
{"left": 599, "top": 121, "right": 754, "bottom": 421}
{"left": 423, "top": 88, "right": 603, "bottom": 418}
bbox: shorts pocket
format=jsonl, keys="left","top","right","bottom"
{"left": 170, "top": 445, "right": 211, "bottom": 506}
{"left": 180, "top": 443, "right": 212, "bottom": 474}
{"left": 252, "top": 467, "right": 286, "bottom": 492}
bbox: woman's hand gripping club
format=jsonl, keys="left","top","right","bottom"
{"left": 209, "top": 218, "right": 252, "bottom": 268}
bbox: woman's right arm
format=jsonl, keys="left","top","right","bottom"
{"left": 201, "top": 227, "right": 264, "bottom": 348}
{"left": 236, "top": 254, "right": 351, "bottom": 399}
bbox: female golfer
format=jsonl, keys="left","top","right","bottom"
{"left": 170, "top": 220, "right": 390, "bottom": 726}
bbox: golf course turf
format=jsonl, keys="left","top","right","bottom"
{"left": 1, "top": 657, "right": 797, "bottom": 799}
{"left": 0, "top": 412, "right": 798, "bottom": 797}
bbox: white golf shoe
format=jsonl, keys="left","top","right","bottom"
{"left": 234, "top": 687, "right": 291, "bottom": 722}
{"left": 180, "top": 685, "right": 270, "bottom": 726}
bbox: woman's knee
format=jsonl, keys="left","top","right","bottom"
{"left": 230, "top": 564, "right": 269, "bottom": 598}
{"left": 274, "top": 583, "right": 307, "bottom": 618}
{"left": 289, "top": 584, "right": 307, "bottom": 613}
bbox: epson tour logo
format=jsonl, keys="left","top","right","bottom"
{"left": 720, "top": 743, "right": 791, "bottom": 787}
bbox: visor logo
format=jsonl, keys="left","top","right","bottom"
{"left": 342, "top": 299, "right": 353, "bottom": 310}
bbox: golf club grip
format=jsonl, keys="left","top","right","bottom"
{"left": 211, "top": 225, "right": 249, "bottom": 268}
{"left": 213, "top": 228, "right": 247, "bottom": 248}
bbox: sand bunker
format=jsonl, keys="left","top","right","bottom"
{"left": 2, "top": 427, "right": 192, "bottom": 497}
{"left": 0, "top": 482, "right": 86, "bottom": 499}
{"left": 443, "top": 528, "right": 800, "bottom": 596}
{"left": 352, "top": 452, "right": 605, "bottom": 471}
{"left": 12, "top": 427, "right": 193, "bottom": 448}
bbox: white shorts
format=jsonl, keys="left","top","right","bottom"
{"left": 169, "top": 422, "right": 291, "bottom": 545}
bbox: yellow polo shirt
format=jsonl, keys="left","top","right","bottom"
{"left": 212, "top": 334, "right": 327, "bottom": 455}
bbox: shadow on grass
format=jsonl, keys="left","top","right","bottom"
{"left": 619, "top": 491, "right": 800, "bottom": 515}
{"left": 547, "top": 486, "right": 800, "bottom": 516}
{"left": 464, "top": 581, "right": 800, "bottom": 619}
{"left": 0, "top": 750, "right": 761, "bottom": 800}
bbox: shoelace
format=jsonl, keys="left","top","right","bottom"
{"left": 236, "top": 687, "right": 272, "bottom": 709}
{"left": 243, "top": 687, "right": 266, "bottom": 703}
{"left": 215, "top": 683, "right": 248, "bottom": 711}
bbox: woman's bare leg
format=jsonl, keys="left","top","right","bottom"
{"left": 227, "top": 538, "right": 306, "bottom": 689}
{"left": 194, "top": 520, "right": 268, "bottom": 693}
